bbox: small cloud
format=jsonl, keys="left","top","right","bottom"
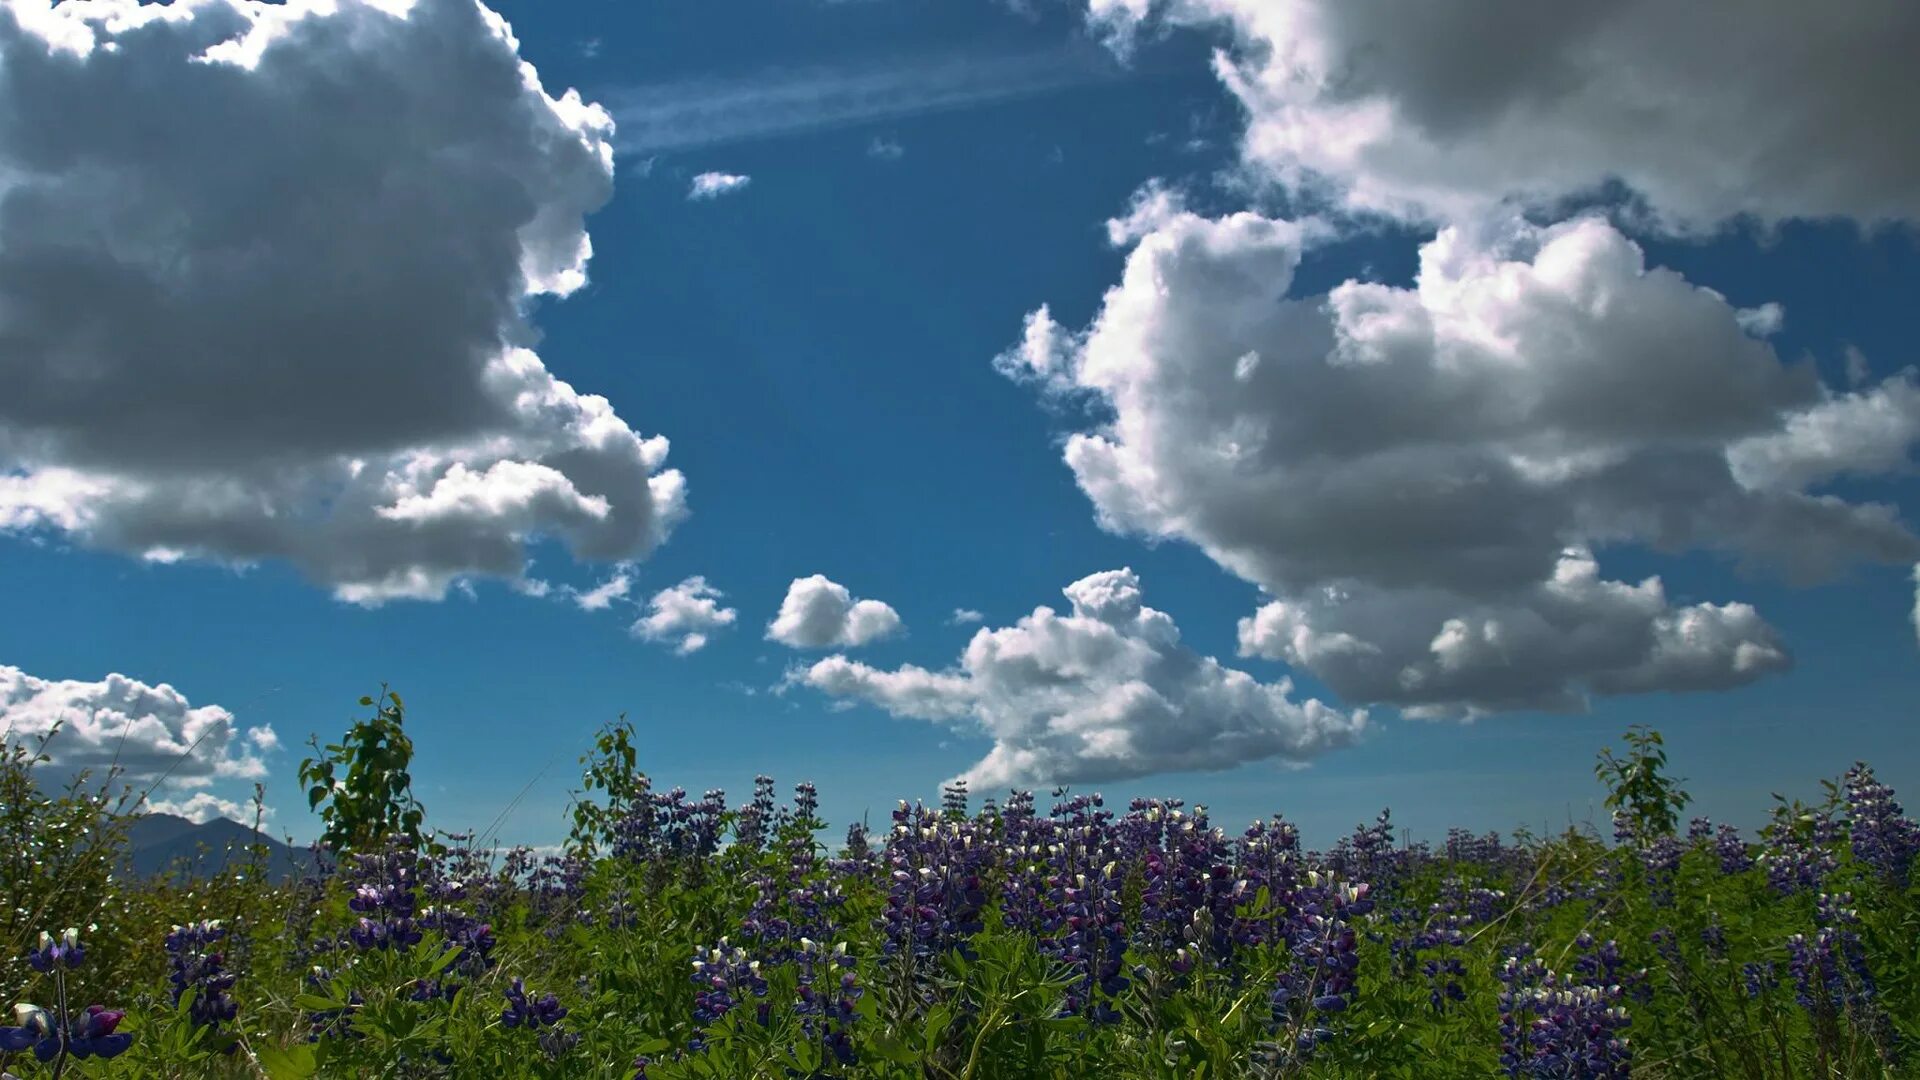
{"left": 688, "top": 172, "right": 751, "bottom": 200}
{"left": 145, "top": 791, "right": 267, "bottom": 825}
{"left": 867, "top": 136, "right": 904, "bottom": 161}
{"left": 768, "top": 574, "right": 904, "bottom": 648}
{"left": 632, "top": 576, "right": 737, "bottom": 653}
{"left": 571, "top": 567, "right": 634, "bottom": 612}
{"left": 949, "top": 608, "right": 984, "bottom": 625}
{"left": 1046, "top": 145, "right": 1064, "bottom": 165}
{"left": 1845, "top": 345, "right": 1872, "bottom": 387}
{"left": 579, "top": 37, "right": 601, "bottom": 60}
{"left": 1735, "top": 302, "right": 1786, "bottom": 337}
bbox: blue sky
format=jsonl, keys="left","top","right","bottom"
{"left": 1, "top": 0, "right": 1915, "bottom": 848}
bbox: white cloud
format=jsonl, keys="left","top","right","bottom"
{"left": 795, "top": 568, "right": 1366, "bottom": 787}
{"left": 1726, "top": 371, "right": 1920, "bottom": 492}
{"left": 1238, "top": 549, "right": 1790, "bottom": 718}
{"left": 604, "top": 43, "right": 1122, "bottom": 155}
{"left": 569, "top": 567, "right": 635, "bottom": 612}
{"left": 0, "top": 665, "right": 276, "bottom": 798}
{"left": 1002, "top": 204, "right": 1920, "bottom": 715}
{"left": 867, "top": 136, "right": 905, "bottom": 161}
{"left": 1091, "top": 0, "right": 1920, "bottom": 230}
{"left": 145, "top": 791, "right": 267, "bottom": 826}
{"left": 949, "top": 608, "right": 985, "bottom": 625}
{"left": 0, "top": 0, "right": 686, "bottom": 604}
{"left": 633, "top": 576, "right": 737, "bottom": 654}
{"left": 688, "top": 172, "right": 751, "bottom": 200}
{"left": 767, "top": 574, "right": 903, "bottom": 648}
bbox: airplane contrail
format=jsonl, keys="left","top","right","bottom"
{"left": 600, "top": 41, "right": 1142, "bottom": 156}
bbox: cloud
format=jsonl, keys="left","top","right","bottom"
{"left": 145, "top": 791, "right": 266, "bottom": 826}
{"left": 569, "top": 567, "right": 634, "bottom": 612}
{"left": 795, "top": 568, "right": 1366, "bottom": 787}
{"left": 0, "top": 0, "right": 686, "bottom": 604}
{"left": 866, "top": 136, "right": 905, "bottom": 161}
{"left": 1090, "top": 0, "right": 1920, "bottom": 230}
{"left": 1002, "top": 205, "right": 1920, "bottom": 715}
{"left": 0, "top": 665, "right": 276, "bottom": 798}
{"left": 633, "top": 576, "right": 737, "bottom": 654}
{"left": 605, "top": 43, "right": 1125, "bottom": 156}
{"left": 1237, "top": 549, "right": 1790, "bottom": 718}
{"left": 688, "top": 172, "right": 751, "bottom": 200}
{"left": 949, "top": 608, "right": 985, "bottom": 625}
{"left": 1726, "top": 371, "right": 1920, "bottom": 492}
{"left": 767, "top": 574, "right": 904, "bottom": 648}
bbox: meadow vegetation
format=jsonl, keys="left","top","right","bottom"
{"left": 0, "top": 692, "right": 1914, "bottom": 1078}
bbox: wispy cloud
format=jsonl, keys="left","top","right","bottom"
{"left": 603, "top": 43, "right": 1130, "bottom": 156}
{"left": 688, "top": 172, "right": 752, "bottom": 200}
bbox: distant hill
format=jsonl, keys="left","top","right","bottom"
{"left": 122, "top": 813, "right": 312, "bottom": 882}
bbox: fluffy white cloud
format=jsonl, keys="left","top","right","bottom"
{"left": 949, "top": 608, "right": 985, "bottom": 625}
{"left": 0, "top": 665, "right": 276, "bottom": 798}
{"left": 688, "top": 171, "right": 751, "bottom": 199}
{"left": 1238, "top": 549, "right": 1789, "bottom": 718}
{"left": 1090, "top": 0, "right": 1920, "bottom": 230}
{"left": 633, "top": 576, "right": 737, "bottom": 654}
{"left": 0, "top": 0, "right": 686, "bottom": 604}
{"left": 1726, "top": 372, "right": 1920, "bottom": 493}
{"left": 767, "top": 574, "right": 904, "bottom": 648}
{"left": 145, "top": 791, "right": 265, "bottom": 826}
{"left": 795, "top": 568, "right": 1366, "bottom": 787}
{"left": 1004, "top": 205, "right": 1920, "bottom": 715}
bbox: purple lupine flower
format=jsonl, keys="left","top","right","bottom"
{"left": 688, "top": 940, "right": 769, "bottom": 1052}
{"left": 26, "top": 928, "right": 82, "bottom": 972}
{"left": 1270, "top": 872, "right": 1373, "bottom": 1062}
{"left": 1785, "top": 891, "right": 1900, "bottom": 1060}
{"left": 343, "top": 845, "right": 424, "bottom": 951}
{"left": 1843, "top": 763, "right": 1920, "bottom": 888}
{"left": 1, "top": 1002, "right": 133, "bottom": 1064}
{"left": 1715, "top": 824, "right": 1754, "bottom": 875}
{"left": 1760, "top": 804, "right": 1839, "bottom": 896}
{"left": 500, "top": 978, "right": 569, "bottom": 1029}
{"left": 164, "top": 920, "right": 239, "bottom": 1043}
{"left": 794, "top": 938, "right": 862, "bottom": 1066}
{"left": 1497, "top": 944, "right": 1632, "bottom": 1079}
{"left": 734, "top": 775, "right": 777, "bottom": 853}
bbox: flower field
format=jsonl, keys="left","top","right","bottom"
{"left": 2, "top": 697, "right": 1916, "bottom": 1079}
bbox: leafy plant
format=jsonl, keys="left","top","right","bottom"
{"left": 297, "top": 688, "right": 428, "bottom": 856}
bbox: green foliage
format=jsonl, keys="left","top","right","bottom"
{"left": 569, "top": 717, "right": 645, "bottom": 858}
{"left": 1596, "top": 724, "right": 1691, "bottom": 842}
{"left": 1, "top": 718, "right": 1915, "bottom": 1078}
{"left": 297, "top": 688, "right": 428, "bottom": 855}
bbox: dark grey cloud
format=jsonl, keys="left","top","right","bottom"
{"left": 0, "top": 0, "right": 685, "bottom": 603}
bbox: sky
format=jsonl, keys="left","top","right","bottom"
{"left": 0, "top": 0, "right": 1916, "bottom": 849}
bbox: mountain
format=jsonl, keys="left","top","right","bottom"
{"left": 122, "top": 813, "right": 311, "bottom": 882}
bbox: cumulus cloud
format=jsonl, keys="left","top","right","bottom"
{"left": 867, "top": 136, "right": 905, "bottom": 161}
{"left": 949, "top": 608, "right": 985, "bottom": 625}
{"left": 1726, "top": 372, "right": 1920, "bottom": 492}
{"left": 0, "top": 0, "right": 685, "bottom": 604}
{"left": 0, "top": 665, "right": 276, "bottom": 802}
{"left": 145, "top": 791, "right": 265, "bottom": 826}
{"left": 795, "top": 568, "right": 1366, "bottom": 787}
{"left": 1003, "top": 205, "right": 1920, "bottom": 715}
{"left": 633, "top": 576, "right": 737, "bottom": 654}
{"left": 1238, "top": 549, "right": 1790, "bottom": 718}
{"left": 767, "top": 574, "right": 903, "bottom": 649}
{"left": 688, "top": 172, "right": 751, "bottom": 200}
{"left": 1089, "top": 0, "right": 1920, "bottom": 230}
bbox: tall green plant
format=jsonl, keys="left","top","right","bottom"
{"left": 298, "top": 687, "right": 428, "bottom": 855}
{"left": 568, "top": 717, "right": 647, "bottom": 857}
{"left": 1595, "top": 724, "right": 1690, "bottom": 842}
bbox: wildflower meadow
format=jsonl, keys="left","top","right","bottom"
{"left": 2, "top": 692, "right": 1915, "bottom": 1079}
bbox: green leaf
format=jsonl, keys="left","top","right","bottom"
{"left": 294, "top": 993, "right": 346, "bottom": 1013}
{"left": 257, "top": 1042, "right": 320, "bottom": 1080}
